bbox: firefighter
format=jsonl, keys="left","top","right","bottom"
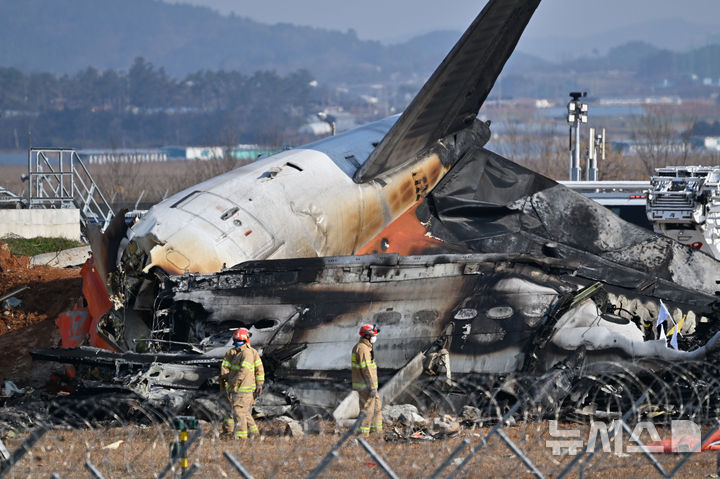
{"left": 352, "top": 324, "right": 382, "bottom": 436}
{"left": 220, "top": 328, "right": 265, "bottom": 439}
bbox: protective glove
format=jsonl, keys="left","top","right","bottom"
{"left": 254, "top": 386, "right": 263, "bottom": 398}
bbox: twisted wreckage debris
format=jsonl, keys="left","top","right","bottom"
{"left": 28, "top": 0, "right": 720, "bottom": 423}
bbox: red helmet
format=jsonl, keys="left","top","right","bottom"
{"left": 233, "top": 328, "right": 251, "bottom": 343}
{"left": 359, "top": 324, "right": 379, "bottom": 337}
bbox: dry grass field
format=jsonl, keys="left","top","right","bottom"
{"left": 3, "top": 419, "right": 718, "bottom": 478}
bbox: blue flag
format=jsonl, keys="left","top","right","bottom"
{"left": 656, "top": 300, "right": 671, "bottom": 327}
{"left": 670, "top": 326, "right": 679, "bottom": 350}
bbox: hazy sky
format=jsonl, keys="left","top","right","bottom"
{"left": 165, "top": 0, "right": 719, "bottom": 42}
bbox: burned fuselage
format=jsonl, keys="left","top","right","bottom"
{"left": 32, "top": 0, "right": 720, "bottom": 416}
{"left": 159, "top": 250, "right": 720, "bottom": 381}
{"left": 90, "top": 0, "right": 541, "bottom": 353}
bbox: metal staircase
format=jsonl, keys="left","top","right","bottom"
{"left": 25, "top": 148, "right": 114, "bottom": 238}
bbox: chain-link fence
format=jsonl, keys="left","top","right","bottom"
{"left": 2, "top": 359, "right": 720, "bottom": 478}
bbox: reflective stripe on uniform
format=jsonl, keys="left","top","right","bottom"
{"left": 358, "top": 426, "right": 370, "bottom": 434}
{"left": 352, "top": 382, "right": 368, "bottom": 390}
{"left": 370, "top": 423, "right": 383, "bottom": 430}
{"left": 241, "top": 360, "right": 255, "bottom": 370}
{"left": 234, "top": 385, "right": 256, "bottom": 393}
{"left": 224, "top": 418, "right": 235, "bottom": 425}
{"left": 235, "top": 430, "right": 248, "bottom": 438}
{"left": 222, "top": 360, "right": 243, "bottom": 371}
{"left": 248, "top": 424, "right": 259, "bottom": 433}
{"left": 255, "top": 375, "right": 265, "bottom": 381}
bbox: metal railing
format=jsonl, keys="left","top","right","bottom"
{"left": 26, "top": 148, "right": 114, "bottom": 236}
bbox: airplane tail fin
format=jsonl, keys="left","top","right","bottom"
{"left": 354, "top": 0, "right": 541, "bottom": 183}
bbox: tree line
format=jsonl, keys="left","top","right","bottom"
{"left": 0, "top": 58, "right": 349, "bottom": 150}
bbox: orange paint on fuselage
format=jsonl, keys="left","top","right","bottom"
{"left": 356, "top": 201, "right": 446, "bottom": 256}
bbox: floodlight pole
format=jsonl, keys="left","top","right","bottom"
{"left": 567, "top": 92, "right": 588, "bottom": 181}
{"left": 586, "top": 127, "right": 605, "bottom": 181}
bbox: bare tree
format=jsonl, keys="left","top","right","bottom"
{"left": 632, "top": 106, "right": 696, "bottom": 174}
{"left": 495, "top": 113, "right": 567, "bottom": 180}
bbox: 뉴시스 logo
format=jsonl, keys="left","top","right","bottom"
{"left": 546, "top": 420, "right": 703, "bottom": 455}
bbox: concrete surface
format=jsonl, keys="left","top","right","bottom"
{"left": 0, "top": 209, "right": 81, "bottom": 241}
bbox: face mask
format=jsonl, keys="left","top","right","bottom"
{"left": 370, "top": 336, "right": 377, "bottom": 344}
{"left": 234, "top": 340, "right": 246, "bottom": 347}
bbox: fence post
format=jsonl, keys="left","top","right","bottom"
{"left": 157, "top": 427, "right": 203, "bottom": 479}
{"left": 179, "top": 462, "right": 200, "bottom": 479}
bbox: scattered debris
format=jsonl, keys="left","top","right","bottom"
{"left": 409, "top": 431, "right": 434, "bottom": 441}
{"left": 432, "top": 416, "right": 460, "bottom": 437}
{"left": 272, "top": 416, "right": 304, "bottom": 437}
{"left": 101, "top": 440, "right": 124, "bottom": 450}
{"left": 1, "top": 297, "right": 21, "bottom": 309}
{"left": 30, "top": 246, "right": 90, "bottom": 268}
{"left": 2, "top": 381, "right": 25, "bottom": 397}
{"left": 0, "top": 286, "right": 28, "bottom": 304}
{"left": 383, "top": 405, "right": 422, "bottom": 424}
{"left": 460, "top": 406, "right": 483, "bottom": 425}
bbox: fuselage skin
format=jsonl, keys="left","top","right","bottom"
{"left": 120, "top": 116, "right": 452, "bottom": 277}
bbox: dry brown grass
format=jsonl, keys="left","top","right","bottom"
{"left": 3, "top": 420, "right": 717, "bottom": 478}
{"left": 0, "top": 158, "right": 252, "bottom": 211}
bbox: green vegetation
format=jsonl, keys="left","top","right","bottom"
{"left": 2, "top": 237, "right": 84, "bottom": 257}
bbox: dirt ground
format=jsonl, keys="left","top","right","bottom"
{"left": 0, "top": 242, "right": 82, "bottom": 386}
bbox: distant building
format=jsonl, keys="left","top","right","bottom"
{"left": 163, "top": 145, "right": 277, "bottom": 161}
{"left": 79, "top": 149, "right": 168, "bottom": 165}
{"left": 700, "top": 137, "right": 720, "bottom": 152}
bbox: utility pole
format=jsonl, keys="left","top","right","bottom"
{"left": 567, "top": 92, "right": 588, "bottom": 181}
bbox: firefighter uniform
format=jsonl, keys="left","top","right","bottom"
{"left": 352, "top": 337, "right": 382, "bottom": 435}
{"left": 220, "top": 343, "right": 265, "bottom": 438}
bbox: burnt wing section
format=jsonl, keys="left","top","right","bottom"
{"left": 424, "top": 147, "right": 720, "bottom": 296}
{"left": 355, "top": 0, "right": 541, "bottom": 182}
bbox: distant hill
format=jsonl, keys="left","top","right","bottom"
{"left": 0, "top": 0, "right": 717, "bottom": 94}
{"left": 518, "top": 18, "right": 719, "bottom": 63}
{"left": 0, "top": 0, "right": 453, "bottom": 84}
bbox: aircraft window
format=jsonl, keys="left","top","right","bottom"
{"left": 253, "top": 319, "right": 278, "bottom": 330}
{"left": 454, "top": 308, "right": 477, "bottom": 320}
{"left": 487, "top": 306, "right": 513, "bottom": 320}
{"left": 373, "top": 311, "right": 402, "bottom": 324}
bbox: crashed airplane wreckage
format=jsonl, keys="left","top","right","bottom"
{"left": 32, "top": 0, "right": 720, "bottom": 416}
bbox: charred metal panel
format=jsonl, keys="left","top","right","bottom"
{"left": 425, "top": 147, "right": 720, "bottom": 296}
{"left": 156, "top": 251, "right": 720, "bottom": 377}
